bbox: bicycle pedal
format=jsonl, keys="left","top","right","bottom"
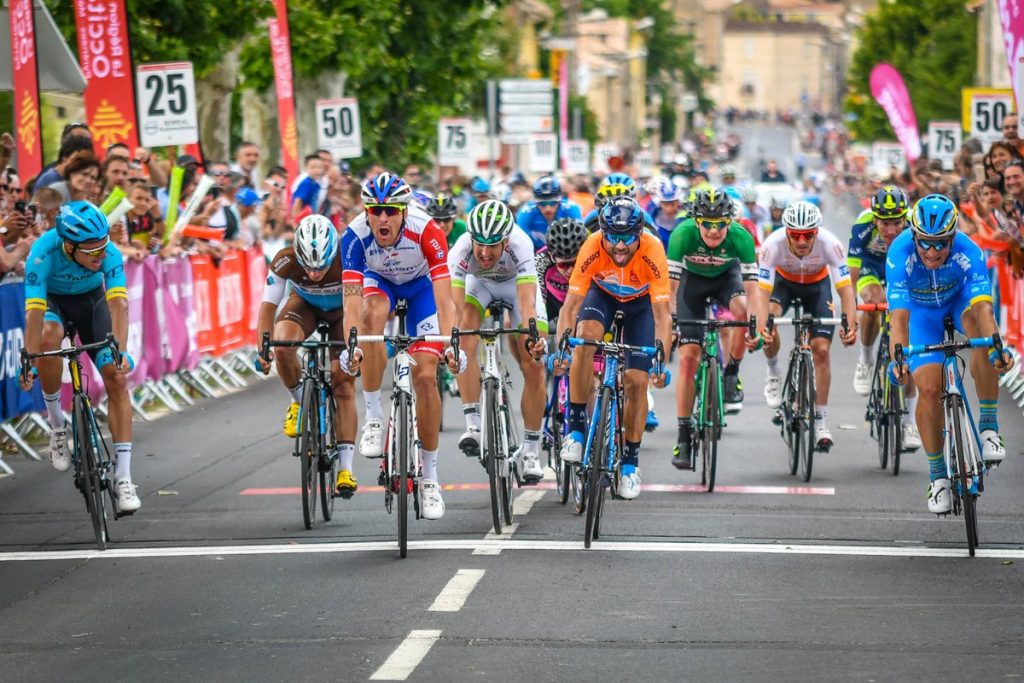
{"left": 771, "top": 412, "right": 783, "bottom": 426}
{"left": 335, "top": 487, "right": 355, "bottom": 500}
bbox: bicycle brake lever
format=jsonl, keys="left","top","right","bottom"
{"left": 840, "top": 313, "right": 849, "bottom": 337}
{"left": 526, "top": 318, "right": 539, "bottom": 353}
{"left": 748, "top": 314, "right": 756, "bottom": 338}
{"left": 347, "top": 326, "right": 361, "bottom": 377}
{"left": 766, "top": 313, "right": 775, "bottom": 334}
{"left": 107, "top": 333, "right": 122, "bottom": 368}
{"left": 261, "top": 331, "right": 271, "bottom": 363}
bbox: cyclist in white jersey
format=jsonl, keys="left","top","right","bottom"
{"left": 753, "top": 201, "right": 857, "bottom": 450}
{"left": 449, "top": 200, "right": 548, "bottom": 482}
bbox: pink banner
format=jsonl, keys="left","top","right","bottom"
{"left": 998, "top": 1, "right": 1024, "bottom": 101}
{"left": 124, "top": 260, "right": 148, "bottom": 386}
{"left": 869, "top": 63, "right": 921, "bottom": 162}
{"left": 269, "top": 0, "right": 299, "bottom": 184}
{"left": 162, "top": 256, "right": 199, "bottom": 371}
{"left": 141, "top": 257, "right": 166, "bottom": 380}
{"left": 8, "top": 0, "right": 43, "bottom": 180}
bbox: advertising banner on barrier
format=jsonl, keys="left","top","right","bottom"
{"left": 189, "top": 254, "right": 218, "bottom": 355}
{"left": 160, "top": 256, "right": 197, "bottom": 372}
{"left": 125, "top": 261, "right": 148, "bottom": 386}
{"left": 0, "top": 282, "right": 43, "bottom": 421}
{"left": 246, "top": 248, "right": 267, "bottom": 341}
{"left": 217, "top": 250, "right": 250, "bottom": 353}
{"left": 140, "top": 257, "right": 165, "bottom": 380}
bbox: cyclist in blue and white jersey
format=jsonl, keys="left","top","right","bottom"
{"left": 516, "top": 175, "right": 582, "bottom": 250}
{"left": 886, "top": 195, "right": 1015, "bottom": 514}
{"left": 648, "top": 177, "right": 686, "bottom": 249}
{"left": 21, "top": 201, "right": 140, "bottom": 514}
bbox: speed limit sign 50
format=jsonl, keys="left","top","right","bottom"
{"left": 961, "top": 88, "right": 1012, "bottom": 146}
{"left": 316, "top": 98, "right": 362, "bottom": 159}
{"left": 136, "top": 62, "right": 198, "bottom": 147}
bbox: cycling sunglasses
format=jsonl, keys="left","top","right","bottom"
{"left": 554, "top": 258, "right": 576, "bottom": 269}
{"left": 603, "top": 231, "right": 639, "bottom": 245}
{"left": 537, "top": 200, "right": 560, "bottom": 208}
{"left": 915, "top": 237, "right": 952, "bottom": 252}
{"left": 696, "top": 217, "right": 730, "bottom": 231}
{"left": 366, "top": 203, "right": 406, "bottom": 217}
{"left": 74, "top": 239, "right": 110, "bottom": 258}
{"left": 786, "top": 229, "right": 818, "bottom": 242}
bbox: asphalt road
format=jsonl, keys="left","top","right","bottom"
{"left": 2, "top": 126, "right": 1023, "bottom": 682}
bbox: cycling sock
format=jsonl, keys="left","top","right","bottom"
{"left": 524, "top": 430, "right": 541, "bottom": 455}
{"left": 815, "top": 405, "right": 828, "bottom": 422}
{"left": 859, "top": 340, "right": 874, "bottom": 366}
{"left": 926, "top": 450, "right": 945, "bottom": 482}
{"left": 286, "top": 383, "right": 302, "bottom": 404}
{"left": 338, "top": 442, "right": 355, "bottom": 471}
{"left": 622, "top": 440, "right": 641, "bottom": 470}
{"left": 903, "top": 394, "right": 918, "bottom": 426}
{"left": 568, "top": 402, "right": 588, "bottom": 436}
{"left": 420, "top": 448, "right": 438, "bottom": 482}
{"left": 113, "top": 442, "right": 132, "bottom": 482}
{"left": 724, "top": 356, "right": 741, "bottom": 376}
{"left": 765, "top": 355, "right": 780, "bottom": 378}
{"left": 978, "top": 400, "right": 999, "bottom": 433}
{"left": 364, "top": 390, "right": 383, "bottom": 421}
{"left": 646, "top": 387, "right": 655, "bottom": 412}
{"left": 677, "top": 416, "right": 691, "bottom": 443}
{"left": 43, "top": 390, "right": 65, "bottom": 430}
{"left": 463, "top": 403, "right": 480, "bottom": 430}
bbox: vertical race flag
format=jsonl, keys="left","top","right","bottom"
{"left": 268, "top": 0, "right": 299, "bottom": 183}
{"left": 997, "top": 1, "right": 1024, "bottom": 129}
{"left": 8, "top": 0, "right": 43, "bottom": 179}
{"left": 869, "top": 63, "right": 922, "bottom": 162}
{"left": 73, "top": 0, "right": 139, "bottom": 155}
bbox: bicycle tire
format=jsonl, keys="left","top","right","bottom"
{"left": 887, "top": 384, "right": 903, "bottom": 477}
{"left": 948, "top": 395, "right": 978, "bottom": 556}
{"left": 397, "top": 392, "right": 411, "bottom": 559}
{"left": 298, "top": 380, "right": 318, "bottom": 530}
{"left": 320, "top": 391, "right": 338, "bottom": 521}
{"left": 571, "top": 463, "right": 586, "bottom": 515}
{"left": 584, "top": 387, "right": 613, "bottom": 548}
{"left": 784, "top": 358, "right": 800, "bottom": 476}
{"left": 435, "top": 365, "right": 446, "bottom": 433}
{"left": 499, "top": 392, "right": 516, "bottom": 527}
{"left": 74, "top": 397, "right": 108, "bottom": 551}
{"left": 799, "top": 351, "right": 815, "bottom": 483}
{"left": 482, "top": 379, "right": 503, "bottom": 535}
{"left": 872, "top": 374, "right": 888, "bottom": 471}
{"left": 704, "top": 359, "right": 721, "bottom": 492}
{"left": 550, "top": 390, "right": 569, "bottom": 504}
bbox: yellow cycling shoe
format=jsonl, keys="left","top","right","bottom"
{"left": 283, "top": 402, "right": 300, "bottom": 438}
{"left": 335, "top": 470, "right": 358, "bottom": 499}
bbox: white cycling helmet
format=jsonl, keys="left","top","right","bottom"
{"left": 781, "top": 201, "right": 822, "bottom": 232}
{"left": 467, "top": 199, "right": 515, "bottom": 245}
{"left": 361, "top": 172, "right": 412, "bottom": 205}
{"left": 294, "top": 214, "right": 338, "bottom": 270}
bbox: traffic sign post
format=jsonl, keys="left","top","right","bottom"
{"left": 316, "top": 98, "right": 362, "bottom": 159}
{"left": 564, "top": 140, "right": 590, "bottom": 175}
{"left": 136, "top": 62, "right": 198, "bottom": 147}
{"left": 438, "top": 118, "right": 474, "bottom": 166}
{"left": 635, "top": 149, "right": 654, "bottom": 178}
{"left": 961, "top": 87, "right": 1012, "bottom": 147}
{"left": 528, "top": 133, "right": 558, "bottom": 173}
{"left": 593, "top": 143, "right": 619, "bottom": 175}
{"left": 927, "top": 121, "right": 961, "bottom": 171}
{"left": 870, "top": 141, "right": 905, "bottom": 175}
{"left": 498, "top": 79, "right": 553, "bottom": 145}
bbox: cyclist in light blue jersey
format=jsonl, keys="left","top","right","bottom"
{"left": 516, "top": 175, "right": 582, "bottom": 250}
{"left": 648, "top": 177, "right": 686, "bottom": 249}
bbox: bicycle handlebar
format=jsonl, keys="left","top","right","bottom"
{"left": 856, "top": 302, "right": 888, "bottom": 312}
{"left": 896, "top": 334, "right": 1001, "bottom": 359}
{"left": 21, "top": 333, "right": 121, "bottom": 382}
{"left": 676, "top": 315, "right": 757, "bottom": 335}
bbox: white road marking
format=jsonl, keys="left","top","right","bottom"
{"left": 472, "top": 489, "right": 545, "bottom": 555}
{"left": 4, "top": 539, "right": 1024, "bottom": 561}
{"left": 512, "top": 489, "right": 546, "bottom": 516}
{"left": 369, "top": 629, "right": 442, "bottom": 681}
{"left": 427, "top": 569, "right": 486, "bottom": 612}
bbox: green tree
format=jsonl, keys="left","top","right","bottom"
{"left": 844, "top": 0, "right": 976, "bottom": 142}
{"left": 238, "top": 0, "right": 513, "bottom": 166}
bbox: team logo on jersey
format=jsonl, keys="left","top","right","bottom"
{"left": 759, "top": 267, "right": 770, "bottom": 280}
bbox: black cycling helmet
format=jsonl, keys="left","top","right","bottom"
{"left": 870, "top": 185, "right": 909, "bottom": 220}
{"left": 690, "top": 188, "right": 734, "bottom": 220}
{"left": 426, "top": 193, "right": 458, "bottom": 220}
{"left": 546, "top": 218, "right": 588, "bottom": 260}
{"left": 598, "top": 197, "right": 645, "bottom": 235}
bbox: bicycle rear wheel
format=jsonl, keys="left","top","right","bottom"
{"left": 703, "top": 360, "right": 721, "bottom": 493}
{"left": 298, "top": 381, "right": 318, "bottom": 530}
{"left": 74, "top": 397, "right": 108, "bottom": 551}
{"left": 798, "top": 353, "right": 815, "bottom": 483}
{"left": 320, "top": 392, "right": 338, "bottom": 521}
{"left": 482, "top": 379, "right": 503, "bottom": 535}
{"left": 949, "top": 395, "right": 978, "bottom": 556}
{"left": 571, "top": 464, "right": 586, "bottom": 514}
{"left": 549, "top": 394, "right": 569, "bottom": 505}
{"left": 871, "top": 379, "right": 888, "bottom": 471}
{"left": 886, "top": 384, "right": 903, "bottom": 477}
{"left": 584, "top": 388, "right": 613, "bottom": 548}
{"left": 397, "top": 393, "right": 412, "bottom": 558}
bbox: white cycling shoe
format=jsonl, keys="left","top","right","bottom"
{"left": 458, "top": 428, "right": 481, "bottom": 458}
{"left": 927, "top": 478, "right": 952, "bottom": 515}
{"left": 561, "top": 432, "right": 584, "bottom": 464}
{"left": 814, "top": 423, "right": 834, "bottom": 452}
{"left": 359, "top": 419, "right": 384, "bottom": 458}
{"left": 519, "top": 449, "right": 544, "bottom": 483}
{"left": 764, "top": 376, "right": 782, "bottom": 409}
{"left": 49, "top": 427, "right": 71, "bottom": 473}
{"left": 901, "top": 423, "right": 922, "bottom": 451}
{"left": 420, "top": 480, "right": 446, "bottom": 520}
{"left": 853, "top": 362, "right": 873, "bottom": 396}
{"left": 981, "top": 430, "right": 1005, "bottom": 465}
{"left": 618, "top": 470, "right": 641, "bottom": 500}
{"left": 114, "top": 479, "right": 141, "bottom": 514}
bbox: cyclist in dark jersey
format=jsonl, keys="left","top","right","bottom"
{"left": 535, "top": 217, "right": 588, "bottom": 323}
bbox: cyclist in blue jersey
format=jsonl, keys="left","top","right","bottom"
{"left": 21, "top": 201, "right": 140, "bottom": 514}
{"left": 648, "top": 177, "right": 686, "bottom": 249}
{"left": 516, "top": 175, "right": 582, "bottom": 250}
{"left": 886, "top": 195, "right": 1015, "bottom": 514}
{"left": 848, "top": 186, "right": 921, "bottom": 449}
{"left": 255, "top": 215, "right": 363, "bottom": 497}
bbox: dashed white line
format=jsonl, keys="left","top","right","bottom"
{"left": 512, "top": 488, "right": 546, "bottom": 516}
{"left": 369, "top": 629, "right": 442, "bottom": 681}
{"left": 427, "top": 569, "right": 486, "bottom": 612}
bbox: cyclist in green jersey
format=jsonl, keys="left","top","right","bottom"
{"left": 667, "top": 189, "right": 761, "bottom": 468}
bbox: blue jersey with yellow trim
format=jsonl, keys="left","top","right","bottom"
{"left": 24, "top": 229, "right": 126, "bottom": 311}
{"left": 885, "top": 231, "right": 990, "bottom": 310}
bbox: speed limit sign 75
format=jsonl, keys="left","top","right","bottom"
{"left": 438, "top": 118, "right": 473, "bottom": 166}
{"left": 136, "top": 62, "right": 198, "bottom": 147}
{"left": 316, "top": 98, "right": 362, "bottom": 159}
{"left": 927, "top": 121, "right": 960, "bottom": 171}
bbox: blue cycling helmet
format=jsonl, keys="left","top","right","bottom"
{"left": 56, "top": 201, "right": 110, "bottom": 243}
{"left": 533, "top": 175, "right": 561, "bottom": 200}
{"left": 653, "top": 178, "right": 683, "bottom": 203}
{"left": 910, "top": 194, "right": 958, "bottom": 239}
{"left": 723, "top": 185, "right": 742, "bottom": 202}
{"left": 361, "top": 172, "right": 412, "bottom": 205}
{"left": 598, "top": 197, "right": 645, "bottom": 236}
{"left": 470, "top": 177, "right": 491, "bottom": 194}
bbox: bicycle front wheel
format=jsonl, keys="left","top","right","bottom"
{"left": 784, "top": 362, "right": 800, "bottom": 476}
{"left": 703, "top": 360, "right": 721, "bottom": 493}
{"left": 798, "top": 352, "right": 815, "bottom": 483}
{"left": 948, "top": 395, "right": 978, "bottom": 556}
{"left": 549, "top": 396, "right": 569, "bottom": 505}
{"left": 298, "top": 381, "right": 318, "bottom": 530}
{"left": 74, "top": 397, "right": 108, "bottom": 551}
{"left": 320, "top": 392, "right": 338, "bottom": 521}
{"left": 482, "top": 380, "right": 503, "bottom": 534}
{"left": 397, "top": 393, "right": 412, "bottom": 558}
{"left": 584, "top": 387, "right": 613, "bottom": 548}
{"left": 887, "top": 384, "right": 903, "bottom": 476}
{"left": 499, "top": 388, "right": 518, "bottom": 526}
